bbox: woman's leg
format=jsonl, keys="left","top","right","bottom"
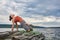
{"left": 20, "top": 21, "right": 31, "bottom": 32}
{"left": 23, "top": 24, "right": 31, "bottom": 32}
{"left": 16, "top": 25, "right": 18, "bottom": 31}
{"left": 25, "top": 24, "right": 33, "bottom": 31}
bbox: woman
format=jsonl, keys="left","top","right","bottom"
{"left": 9, "top": 14, "right": 33, "bottom": 32}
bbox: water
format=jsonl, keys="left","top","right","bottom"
{"left": 0, "top": 28, "right": 60, "bottom": 40}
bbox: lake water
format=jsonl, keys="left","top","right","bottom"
{"left": 0, "top": 28, "right": 60, "bottom": 40}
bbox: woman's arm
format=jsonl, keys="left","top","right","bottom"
{"left": 15, "top": 22, "right": 18, "bottom": 31}
{"left": 11, "top": 19, "right": 14, "bottom": 32}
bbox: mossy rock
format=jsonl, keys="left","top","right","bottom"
{"left": 23, "top": 31, "right": 41, "bottom": 36}
{"left": 0, "top": 30, "right": 45, "bottom": 40}
{"left": 12, "top": 31, "right": 45, "bottom": 40}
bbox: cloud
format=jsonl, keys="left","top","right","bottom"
{"left": 0, "top": 0, "right": 60, "bottom": 27}
{"left": 0, "top": 0, "right": 6, "bottom": 7}
{"left": 0, "top": 15, "right": 11, "bottom": 24}
{"left": 23, "top": 15, "right": 60, "bottom": 27}
{"left": 14, "top": 0, "right": 36, "bottom": 3}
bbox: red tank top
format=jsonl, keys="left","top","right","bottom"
{"left": 14, "top": 16, "right": 23, "bottom": 23}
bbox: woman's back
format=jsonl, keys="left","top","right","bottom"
{"left": 14, "top": 16, "right": 23, "bottom": 23}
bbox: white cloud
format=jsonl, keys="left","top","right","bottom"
{"left": 7, "top": 7, "right": 18, "bottom": 15}
{"left": 0, "top": 0, "right": 6, "bottom": 6}
{"left": 11, "top": 1, "right": 16, "bottom": 6}
{"left": 0, "top": 14, "right": 59, "bottom": 27}
{"left": 0, "top": 15, "right": 11, "bottom": 24}
{"left": 46, "top": 5, "right": 57, "bottom": 10}
{"left": 43, "top": 16, "right": 56, "bottom": 22}
{"left": 22, "top": 15, "right": 60, "bottom": 27}
{"left": 23, "top": 15, "right": 60, "bottom": 25}
{"left": 19, "top": 0, "right": 35, "bottom": 2}
{"left": 0, "top": 0, "right": 60, "bottom": 27}
{"left": 56, "top": 17, "right": 60, "bottom": 22}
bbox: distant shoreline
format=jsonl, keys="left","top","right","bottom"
{"left": 0, "top": 24, "right": 60, "bottom": 28}
{"left": 0, "top": 24, "right": 45, "bottom": 28}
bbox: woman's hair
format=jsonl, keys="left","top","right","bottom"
{"left": 9, "top": 16, "right": 12, "bottom": 21}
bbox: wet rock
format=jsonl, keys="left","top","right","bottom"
{"left": 12, "top": 31, "right": 45, "bottom": 40}
{"left": 0, "top": 32, "right": 9, "bottom": 39}
{"left": 0, "top": 31, "right": 18, "bottom": 39}
{"left": 0, "top": 30, "right": 45, "bottom": 40}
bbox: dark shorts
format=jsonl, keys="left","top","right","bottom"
{"left": 20, "top": 21, "right": 31, "bottom": 31}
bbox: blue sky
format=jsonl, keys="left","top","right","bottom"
{"left": 0, "top": 0, "right": 60, "bottom": 27}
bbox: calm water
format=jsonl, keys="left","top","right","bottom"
{"left": 0, "top": 28, "right": 60, "bottom": 40}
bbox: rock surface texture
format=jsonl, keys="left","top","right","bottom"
{"left": 0, "top": 30, "right": 45, "bottom": 40}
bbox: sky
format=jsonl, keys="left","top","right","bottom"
{"left": 0, "top": 0, "right": 60, "bottom": 27}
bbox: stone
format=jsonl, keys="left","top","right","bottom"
{"left": 0, "top": 32, "right": 9, "bottom": 39}
{"left": 0, "top": 30, "right": 45, "bottom": 40}
{"left": 12, "top": 31, "right": 45, "bottom": 40}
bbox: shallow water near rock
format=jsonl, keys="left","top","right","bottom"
{"left": 0, "top": 28, "right": 60, "bottom": 40}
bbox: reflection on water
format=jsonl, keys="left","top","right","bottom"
{"left": 0, "top": 28, "right": 60, "bottom": 40}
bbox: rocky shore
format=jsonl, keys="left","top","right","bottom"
{"left": 0, "top": 30, "right": 45, "bottom": 40}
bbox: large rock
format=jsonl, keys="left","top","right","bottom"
{"left": 0, "top": 30, "right": 45, "bottom": 40}
{"left": 0, "top": 32, "right": 9, "bottom": 39}
{"left": 0, "top": 31, "right": 18, "bottom": 39}
{"left": 12, "top": 31, "right": 45, "bottom": 40}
